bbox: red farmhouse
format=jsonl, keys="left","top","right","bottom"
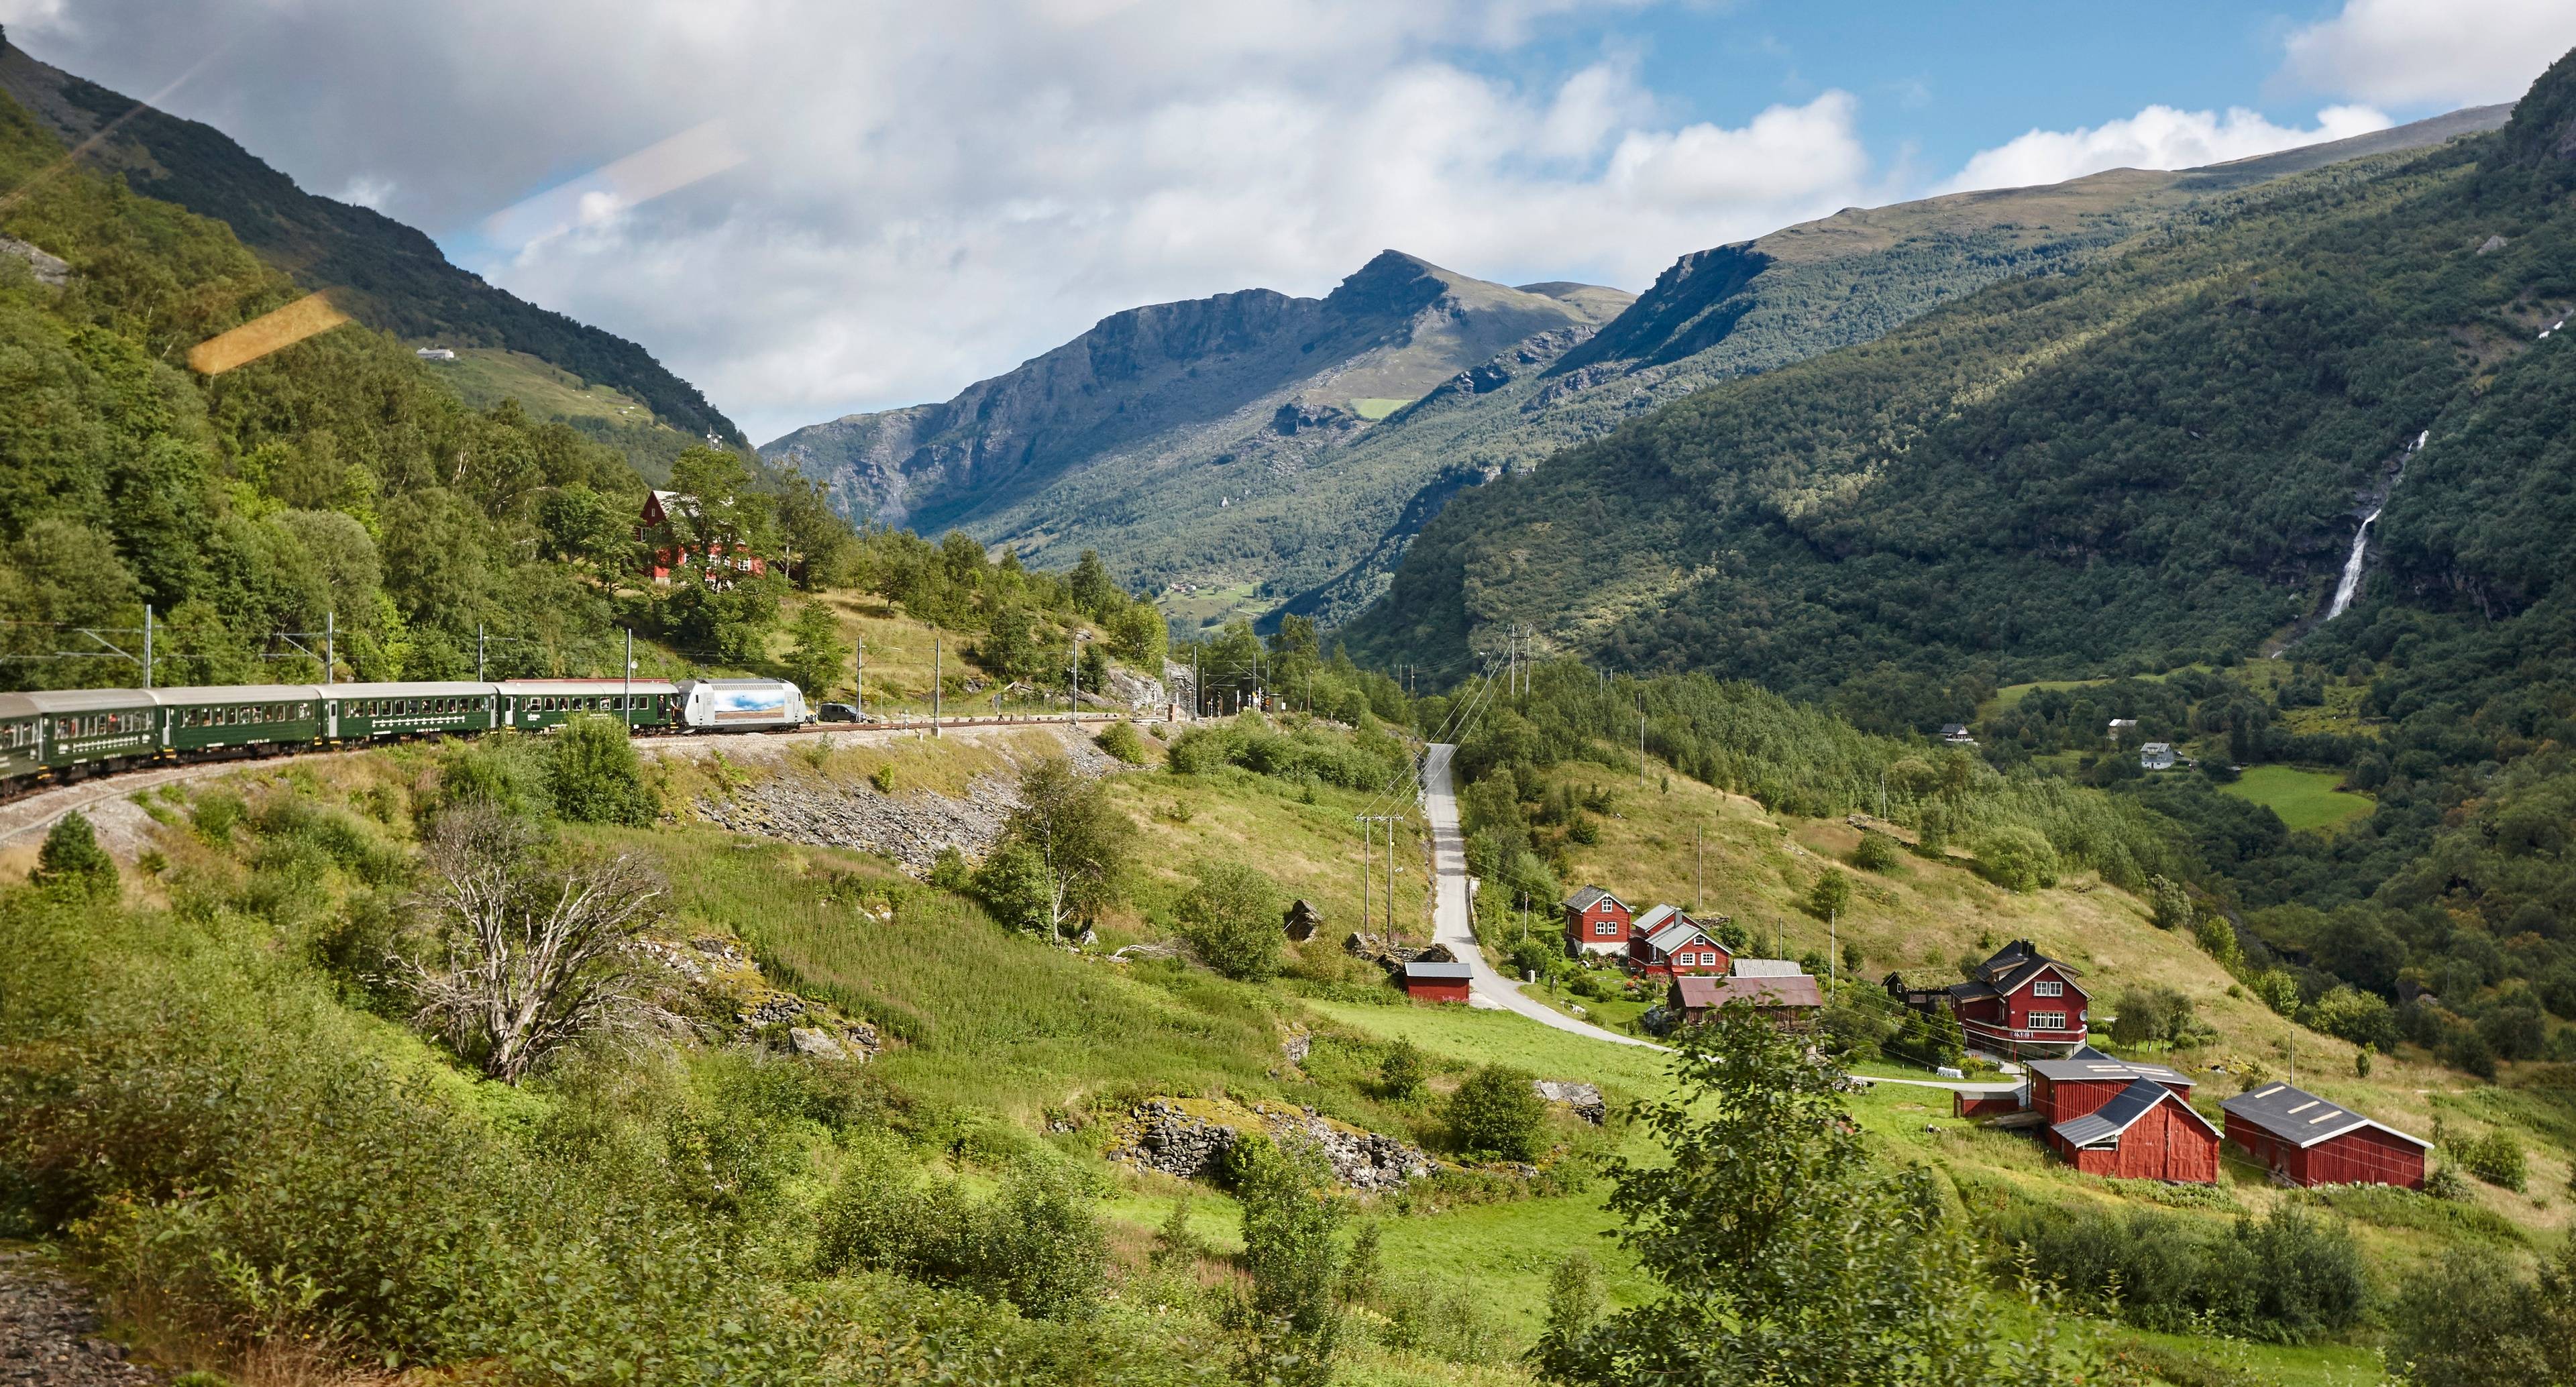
{"left": 638, "top": 490, "right": 768, "bottom": 588}
{"left": 1669, "top": 973, "right": 1823, "bottom": 1028}
{"left": 1403, "top": 958, "right": 1471, "bottom": 1004}
{"left": 2041, "top": 1067, "right": 2220, "bottom": 1183}
{"left": 2222, "top": 1083, "right": 2427, "bottom": 1189}
{"left": 1626, "top": 904, "right": 1730, "bottom": 979}
{"left": 1562, "top": 885, "right": 1633, "bottom": 959}
{"left": 1944, "top": 940, "right": 2089, "bottom": 1059}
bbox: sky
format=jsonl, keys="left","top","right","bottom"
{"left": 3, "top": 0, "right": 2572, "bottom": 444}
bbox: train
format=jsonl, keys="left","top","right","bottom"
{"left": 0, "top": 676, "right": 810, "bottom": 793}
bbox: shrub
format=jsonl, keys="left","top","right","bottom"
{"left": 31, "top": 812, "right": 116, "bottom": 899}
{"left": 1232, "top": 1135, "right": 1346, "bottom": 1349}
{"left": 2305, "top": 986, "right": 2399, "bottom": 1050}
{"left": 1849, "top": 834, "right": 1900, "bottom": 872}
{"left": 1378, "top": 1039, "right": 1426, "bottom": 1101}
{"left": 869, "top": 763, "right": 898, "bottom": 794}
{"left": 1095, "top": 722, "right": 1148, "bottom": 765}
{"left": 2443, "top": 1124, "right": 2528, "bottom": 1192}
{"left": 2194, "top": 911, "right": 2243, "bottom": 967}
{"left": 1176, "top": 860, "right": 1283, "bottom": 982}
{"left": 975, "top": 1158, "right": 1108, "bottom": 1319}
{"left": 2110, "top": 985, "right": 2203, "bottom": 1048}
{"left": 1446, "top": 1065, "right": 1548, "bottom": 1161}
{"left": 1807, "top": 867, "right": 1852, "bottom": 920}
{"left": 2148, "top": 874, "right": 2194, "bottom": 930}
{"left": 549, "top": 715, "right": 656, "bottom": 826}
{"left": 1975, "top": 826, "right": 2058, "bottom": 892}
{"left": 1988, "top": 1203, "right": 2364, "bottom": 1342}
{"left": 970, "top": 842, "right": 1055, "bottom": 932}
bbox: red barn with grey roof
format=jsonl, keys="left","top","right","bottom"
{"left": 2222, "top": 1083, "right": 2426, "bottom": 1189}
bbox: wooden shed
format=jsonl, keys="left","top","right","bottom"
{"left": 2026, "top": 1054, "right": 2195, "bottom": 1125}
{"left": 2221, "top": 1083, "right": 2427, "bottom": 1190}
{"left": 2044, "top": 1076, "right": 2220, "bottom": 1183}
{"left": 1403, "top": 960, "right": 1471, "bottom": 1005}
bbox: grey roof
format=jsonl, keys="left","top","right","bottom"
{"left": 17, "top": 687, "right": 160, "bottom": 712}
{"left": 2027, "top": 1056, "right": 2194, "bottom": 1088}
{"left": 150, "top": 684, "right": 329, "bottom": 705}
{"left": 1403, "top": 960, "right": 1472, "bottom": 981}
{"left": 1732, "top": 958, "right": 1804, "bottom": 977}
{"left": 1631, "top": 903, "right": 1682, "bottom": 935}
{"left": 0, "top": 694, "right": 33, "bottom": 719}
{"left": 2220, "top": 1083, "right": 2425, "bottom": 1151}
{"left": 2050, "top": 1077, "right": 2218, "bottom": 1148}
{"left": 1645, "top": 918, "right": 1711, "bottom": 955}
{"left": 1563, "top": 885, "right": 1626, "bottom": 912}
{"left": 496, "top": 679, "right": 682, "bottom": 694}
{"left": 326, "top": 681, "right": 498, "bottom": 698}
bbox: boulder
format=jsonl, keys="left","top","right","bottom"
{"left": 788, "top": 1026, "right": 846, "bottom": 1060}
{"left": 1534, "top": 1080, "right": 1607, "bottom": 1125}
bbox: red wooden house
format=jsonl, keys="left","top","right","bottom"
{"left": 2043, "top": 1075, "right": 2221, "bottom": 1182}
{"left": 2222, "top": 1083, "right": 2427, "bottom": 1189}
{"left": 1562, "top": 885, "right": 1633, "bottom": 959}
{"left": 1625, "top": 905, "right": 1731, "bottom": 979}
{"left": 639, "top": 490, "right": 769, "bottom": 588}
{"left": 1941, "top": 939, "right": 2090, "bottom": 1059}
{"left": 1403, "top": 958, "right": 1472, "bottom": 1004}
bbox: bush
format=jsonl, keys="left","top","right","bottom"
{"left": 1975, "top": 826, "right": 2059, "bottom": 892}
{"left": 975, "top": 1158, "right": 1109, "bottom": 1319}
{"left": 2443, "top": 1124, "right": 2528, "bottom": 1192}
{"left": 1378, "top": 1039, "right": 1426, "bottom": 1101}
{"left": 1446, "top": 1065, "right": 1548, "bottom": 1161}
{"left": 1095, "top": 722, "right": 1148, "bottom": 765}
{"left": 1176, "top": 861, "right": 1283, "bottom": 982}
{"left": 1849, "top": 833, "right": 1900, "bottom": 872}
{"left": 1807, "top": 867, "right": 1852, "bottom": 920}
{"left": 2304, "top": 986, "right": 2399, "bottom": 1050}
{"left": 1988, "top": 1203, "right": 2365, "bottom": 1342}
{"left": 1232, "top": 1135, "right": 1346, "bottom": 1347}
{"left": 2109, "top": 985, "right": 2198, "bottom": 1047}
{"left": 2148, "top": 874, "right": 2194, "bottom": 930}
{"left": 549, "top": 715, "right": 656, "bottom": 826}
{"left": 969, "top": 842, "right": 1056, "bottom": 933}
{"left": 30, "top": 812, "right": 116, "bottom": 899}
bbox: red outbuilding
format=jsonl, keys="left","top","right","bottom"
{"left": 2044, "top": 1076, "right": 2222, "bottom": 1183}
{"left": 2222, "top": 1083, "right": 2428, "bottom": 1189}
{"left": 1403, "top": 959, "right": 1472, "bottom": 1004}
{"left": 1562, "top": 885, "right": 1634, "bottom": 959}
{"left": 2026, "top": 1054, "right": 2196, "bottom": 1124}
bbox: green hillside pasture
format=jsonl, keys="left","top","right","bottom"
{"left": 596, "top": 826, "right": 1291, "bottom": 1121}
{"left": 1350, "top": 397, "right": 1413, "bottom": 421}
{"left": 2220, "top": 765, "right": 2373, "bottom": 831}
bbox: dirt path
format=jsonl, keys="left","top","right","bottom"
{"left": 0, "top": 1249, "right": 161, "bottom": 1386}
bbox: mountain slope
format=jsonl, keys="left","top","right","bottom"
{"left": 0, "top": 27, "right": 744, "bottom": 450}
{"left": 1342, "top": 70, "right": 2570, "bottom": 708}
{"left": 761, "top": 251, "right": 1628, "bottom": 577}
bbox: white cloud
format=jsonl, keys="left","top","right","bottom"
{"left": 333, "top": 175, "right": 394, "bottom": 210}
{"left": 1937, "top": 104, "right": 2393, "bottom": 195}
{"left": 0, "top": 1, "right": 1873, "bottom": 443}
{"left": 2282, "top": 0, "right": 2576, "bottom": 107}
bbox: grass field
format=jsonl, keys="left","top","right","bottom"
{"left": 2220, "top": 763, "right": 2375, "bottom": 831}
{"left": 1350, "top": 397, "right": 1414, "bottom": 420}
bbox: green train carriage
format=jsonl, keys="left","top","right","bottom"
{"left": 152, "top": 685, "right": 326, "bottom": 757}
{"left": 23, "top": 687, "right": 166, "bottom": 779}
{"left": 325, "top": 682, "right": 496, "bottom": 741}
{"left": 496, "top": 679, "right": 682, "bottom": 733}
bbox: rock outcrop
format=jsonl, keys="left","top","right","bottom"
{"left": 1112, "top": 1098, "right": 1431, "bottom": 1191}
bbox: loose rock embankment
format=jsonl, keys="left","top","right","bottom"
{"left": 1112, "top": 1098, "right": 1432, "bottom": 1191}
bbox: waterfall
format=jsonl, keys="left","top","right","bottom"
{"left": 2325, "top": 510, "right": 2379, "bottom": 620}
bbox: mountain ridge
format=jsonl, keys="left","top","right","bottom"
{"left": 0, "top": 27, "right": 745, "bottom": 451}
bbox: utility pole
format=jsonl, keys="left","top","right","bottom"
{"left": 1879, "top": 769, "right": 1887, "bottom": 822}
{"left": 1696, "top": 823, "right": 1704, "bottom": 913}
{"left": 932, "top": 635, "right": 943, "bottom": 735}
{"left": 478, "top": 624, "right": 486, "bottom": 681}
{"left": 1638, "top": 690, "right": 1647, "bottom": 789}
{"left": 1359, "top": 815, "right": 1371, "bottom": 938}
{"left": 1192, "top": 646, "right": 1200, "bottom": 719}
{"left": 1829, "top": 908, "right": 1837, "bottom": 989}
{"left": 1069, "top": 635, "right": 1079, "bottom": 726}
{"left": 324, "top": 609, "right": 334, "bottom": 685}
{"left": 854, "top": 636, "right": 863, "bottom": 719}
{"left": 623, "top": 628, "right": 633, "bottom": 729}
{"left": 142, "top": 604, "right": 152, "bottom": 690}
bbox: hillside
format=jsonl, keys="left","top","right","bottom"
{"left": 1345, "top": 76, "right": 2570, "bottom": 695}
{"left": 0, "top": 27, "right": 745, "bottom": 450}
{"left": 761, "top": 251, "right": 1629, "bottom": 599}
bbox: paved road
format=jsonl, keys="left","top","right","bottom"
{"left": 1422, "top": 743, "right": 1668, "bottom": 1050}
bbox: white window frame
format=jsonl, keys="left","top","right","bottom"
{"left": 2034, "top": 980, "right": 2063, "bottom": 997}
{"left": 2029, "top": 1011, "right": 2067, "bottom": 1030}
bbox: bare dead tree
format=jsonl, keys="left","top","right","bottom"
{"left": 398, "top": 806, "right": 667, "bottom": 1083}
